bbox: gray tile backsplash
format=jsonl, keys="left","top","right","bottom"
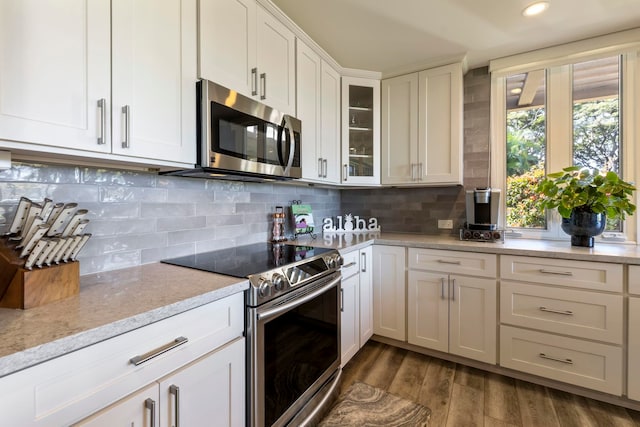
{"left": 0, "top": 67, "right": 490, "bottom": 275}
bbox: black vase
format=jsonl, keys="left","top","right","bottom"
{"left": 561, "top": 209, "right": 606, "bottom": 247}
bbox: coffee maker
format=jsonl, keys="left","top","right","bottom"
{"left": 461, "top": 188, "right": 503, "bottom": 242}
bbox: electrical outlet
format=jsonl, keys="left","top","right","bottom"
{"left": 438, "top": 219, "right": 454, "bottom": 229}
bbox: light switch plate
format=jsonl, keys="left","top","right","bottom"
{"left": 438, "top": 219, "right": 454, "bottom": 229}
{"left": 0, "top": 151, "right": 11, "bottom": 170}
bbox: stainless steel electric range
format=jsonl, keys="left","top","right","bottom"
{"left": 162, "top": 243, "right": 343, "bottom": 427}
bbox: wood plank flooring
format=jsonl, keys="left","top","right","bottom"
{"left": 340, "top": 341, "right": 640, "bottom": 427}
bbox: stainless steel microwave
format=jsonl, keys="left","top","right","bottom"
{"left": 167, "top": 80, "right": 302, "bottom": 181}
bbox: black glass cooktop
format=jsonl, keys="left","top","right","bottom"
{"left": 161, "top": 243, "right": 333, "bottom": 278}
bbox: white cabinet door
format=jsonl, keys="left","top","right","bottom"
{"left": 449, "top": 275, "right": 496, "bottom": 363}
{"left": 359, "top": 246, "right": 374, "bottom": 346}
{"left": 0, "top": 0, "right": 111, "bottom": 153}
{"left": 381, "top": 73, "right": 418, "bottom": 185}
{"left": 256, "top": 5, "right": 295, "bottom": 115}
{"left": 74, "top": 384, "right": 158, "bottom": 426}
{"left": 112, "top": 0, "right": 196, "bottom": 164}
{"left": 417, "top": 63, "right": 463, "bottom": 184}
{"left": 341, "top": 274, "right": 360, "bottom": 366}
{"left": 372, "top": 245, "right": 406, "bottom": 340}
{"left": 320, "top": 61, "right": 341, "bottom": 184}
{"left": 297, "top": 40, "right": 322, "bottom": 181}
{"left": 159, "top": 338, "right": 245, "bottom": 427}
{"left": 407, "top": 270, "right": 449, "bottom": 352}
{"left": 629, "top": 297, "right": 640, "bottom": 401}
{"left": 198, "top": 0, "right": 256, "bottom": 97}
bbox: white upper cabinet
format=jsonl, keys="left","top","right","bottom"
{"left": 0, "top": 0, "right": 197, "bottom": 167}
{"left": 199, "top": 0, "right": 296, "bottom": 115}
{"left": 0, "top": 0, "right": 111, "bottom": 153}
{"left": 297, "top": 39, "right": 340, "bottom": 184}
{"left": 111, "top": 0, "right": 197, "bottom": 164}
{"left": 381, "top": 62, "right": 463, "bottom": 185}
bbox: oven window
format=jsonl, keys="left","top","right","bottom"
{"left": 263, "top": 286, "right": 339, "bottom": 426}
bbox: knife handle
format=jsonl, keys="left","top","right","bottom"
{"left": 69, "top": 234, "right": 91, "bottom": 261}
{"left": 36, "top": 239, "right": 59, "bottom": 268}
{"left": 45, "top": 238, "right": 67, "bottom": 266}
{"left": 7, "top": 197, "right": 31, "bottom": 235}
{"left": 24, "top": 239, "right": 48, "bottom": 269}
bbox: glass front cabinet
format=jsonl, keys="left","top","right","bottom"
{"left": 341, "top": 77, "right": 380, "bottom": 185}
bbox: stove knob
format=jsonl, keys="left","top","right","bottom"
{"left": 272, "top": 273, "right": 285, "bottom": 291}
{"left": 335, "top": 254, "right": 344, "bottom": 267}
{"left": 328, "top": 254, "right": 343, "bottom": 269}
{"left": 258, "top": 278, "right": 272, "bottom": 298}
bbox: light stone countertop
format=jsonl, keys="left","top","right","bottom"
{"left": 0, "top": 263, "right": 248, "bottom": 378}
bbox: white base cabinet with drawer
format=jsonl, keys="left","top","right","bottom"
{"left": 340, "top": 246, "right": 373, "bottom": 366}
{"left": 407, "top": 248, "right": 497, "bottom": 364}
{"left": 372, "top": 245, "right": 406, "bottom": 341}
{"left": 628, "top": 265, "right": 640, "bottom": 401}
{"left": 0, "top": 293, "right": 245, "bottom": 426}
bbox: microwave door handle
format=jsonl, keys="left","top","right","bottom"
{"left": 282, "top": 116, "right": 296, "bottom": 174}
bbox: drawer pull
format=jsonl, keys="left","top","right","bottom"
{"left": 130, "top": 336, "right": 188, "bottom": 366}
{"left": 342, "top": 261, "right": 357, "bottom": 269}
{"left": 145, "top": 398, "right": 156, "bottom": 427}
{"left": 539, "top": 353, "right": 573, "bottom": 365}
{"left": 539, "top": 306, "right": 573, "bottom": 316}
{"left": 539, "top": 269, "right": 574, "bottom": 276}
{"left": 437, "top": 259, "right": 461, "bottom": 265}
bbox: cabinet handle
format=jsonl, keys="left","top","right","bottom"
{"left": 343, "top": 164, "right": 348, "bottom": 181}
{"left": 318, "top": 158, "right": 323, "bottom": 178}
{"left": 323, "top": 159, "right": 328, "bottom": 178}
{"left": 145, "top": 398, "right": 156, "bottom": 427}
{"left": 437, "top": 259, "right": 461, "bottom": 265}
{"left": 121, "top": 105, "right": 131, "bottom": 149}
{"left": 361, "top": 252, "right": 366, "bottom": 272}
{"left": 251, "top": 67, "right": 258, "bottom": 96}
{"left": 410, "top": 163, "right": 415, "bottom": 181}
{"left": 539, "top": 353, "right": 573, "bottom": 365}
{"left": 539, "top": 269, "right": 573, "bottom": 276}
{"left": 343, "top": 261, "right": 357, "bottom": 269}
{"left": 419, "top": 163, "right": 423, "bottom": 181}
{"left": 441, "top": 278, "right": 446, "bottom": 300}
{"left": 129, "top": 336, "right": 188, "bottom": 366}
{"left": 97, "top": 98, "right": 106, "bottom": 145}
{"left": 539, "top": 306, "right": 573, "bottom": 316}
{"left": 260, "top": 73, "right": 267, "bottom": 100}
{"left": 170, "top": 384, "right": 181, "bottom": 427}
{"left": 451, "top": 278, "right": 456, "bottom": 301}
{"left": 340, "top": 288, "right": 344, "bottom": 312}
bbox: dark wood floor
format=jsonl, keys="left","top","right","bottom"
{"left": 340, "top": 341, "right": 640, "bottom": 427}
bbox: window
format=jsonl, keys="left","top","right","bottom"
{"left": 490, "top": 34, "right": 639, "bottom": 243}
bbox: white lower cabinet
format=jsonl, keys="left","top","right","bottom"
{"left": 629, "top": 297, "right": 640, "bottom": 401}
{"left": 407, "top": 251, "right": 497, "bottom": 364}
{"left": 340, "top": 246, "right": 374, "bottom": 366}
{"left": 372, "top": 245, "right": 406, "bottom": 341}
{"left": 0, "top": 293, "right": 245, "bottom": 426}
{"left": 77, "top": 338, "right": 245, "bottom": 426}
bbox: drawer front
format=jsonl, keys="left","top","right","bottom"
{"left": 500, "top": 255, "right": 622, "bottom": 292}
{"left": 501, "top": 281, "right": 623, "bottom": 344}
{"left": 628, "top": 297, "right": 640, "bottom": 401}
{"left": 0, "top": 292, "right": 244, "bottom": 426}
{"left": 629, "top": 265, "right": 640, "bottom": 295}
{"left": 340, "top": 250, "right": 360, "bottom": 279}
{"left": 408, "top": 248, "right": 497, "bottom": 277}
{"left": 500, "top": 325, "right": 622, "bottom": 395}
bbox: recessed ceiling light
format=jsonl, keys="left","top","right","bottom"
{"left": 522, "top": 1, "right": 549, "bottom": 17}
{"left": 510, "top": 88, "right": 523, "bottom": 95}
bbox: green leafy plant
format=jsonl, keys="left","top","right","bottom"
{"left": 537, "top": 166, "right": 636, "bottom": 220}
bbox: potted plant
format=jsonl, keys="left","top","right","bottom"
{"left": 537, "top": 166, "right": 636, "bottom": 247}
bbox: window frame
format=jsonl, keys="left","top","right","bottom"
{"left": 489, "top": 30, "right": 640, "bottom": 244}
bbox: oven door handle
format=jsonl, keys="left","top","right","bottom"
{"left": 257, "top": 275, "right": 340, "bottom": 321}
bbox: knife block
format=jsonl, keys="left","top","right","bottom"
{"left": 0, "top": 239, "right": 79, "bottom": 309}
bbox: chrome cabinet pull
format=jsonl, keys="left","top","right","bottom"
{"left": 129, "top": 336, "right": 188, "bottom": 366}
{"left": 260, "top": 73, "right": 266, "bottom": 100}
{"left": 451, "top": 278, "right": 456, "bottom": 301}
{"left": 539, "top": 306, "right": 573, "bottom": 316}
{"left": 318, "top": 158, "right": 323, "bottom": 178}
{"left": 437, "top": 259, "right": 461, "bottom": 265}
{"left": 539, "top": 353, "right": 573, "bottom": 364}
{"left": 170, "top": 385, "right": 180, "bottom": 427}
{"left": 410, "top": 163, "right": 415, "bottom": 181}
{"left": 145, "top": 398, "right": 156, "bottom": 427}
{"left": 418, "top": 162, "right": 423, "bottom": 181}
{"left": 323, "top": 159, "right": 328, "bottom": 178}
{"left": 97, "top": 98, "right": 106, "bottom": 145}
{"left": 343, "top": 261, "right": 357, "bottom": 269}
{"left": 343, "top": 164, "right": 348, "bottom": 181}
{"left": 251, "top": 67, "right": 258, "bottom": 96}
{"left": 440, "top": 278, "right": 446, "bottom": 300}
{"left": 121, "top": 105, "right": 131, "bottom": 148}
{"left": 539, "top": 269, "right": 573, "bottom": 276}
{"left": 340, "top": 288, "right": 344, "bottom": 312}
{"left": 361, "top": 252, "right": 366, "bottom": 272}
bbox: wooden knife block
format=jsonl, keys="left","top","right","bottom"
{"left": 0, "top": 239, "right": 79, "bottom": 309}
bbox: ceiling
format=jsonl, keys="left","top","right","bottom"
{"left": 270, "top": 0, "right": 640, "bottom": 75}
